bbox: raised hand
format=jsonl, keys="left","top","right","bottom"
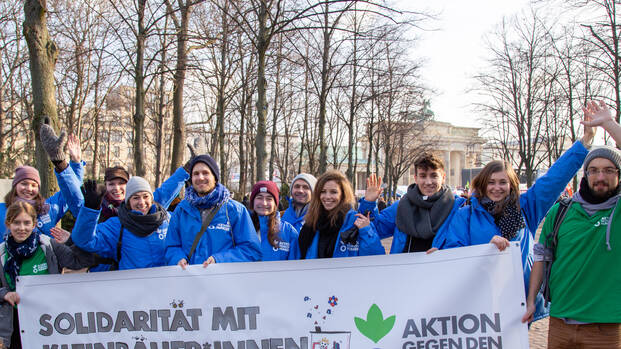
{"left": 50, "top": 227, "right": 71, "bottom": 244}
{"left": 67, "top": 134, "right": 82, "bottom": 163}
{"left": 364, "top": 174, "right": 383, "bottom": 202}
{"left": 39, "top": 123, "right": 67, "bottom": 162}
{"left": 82, "top": 180, "right": 106, "bottom": 210}
{"left": 183, "top": 144, "right": 198, "bottom": 173}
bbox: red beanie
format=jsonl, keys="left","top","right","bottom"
{"left": 13, "top": 166, "right": 41, "bottom": 188}
{"left": 250, "top": 181, "right": 280, "bottom": 208}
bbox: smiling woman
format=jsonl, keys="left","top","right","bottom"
{"left": 298, "top": 170, "right": 385, "bottom": 259}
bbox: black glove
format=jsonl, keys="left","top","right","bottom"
{"left": 82, "top": 180, "right": 105, "bottom": 210}
{"left": 183, "top": 143, "right": 197, "bottom": 173}
{"left": 340, "top": 226, "right": 359, "bottom": 245}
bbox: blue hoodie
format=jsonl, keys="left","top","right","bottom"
{"left": 165, "top": 198, "right": 261, "bottom": 265}
{"left": 256, "top": 215, "right": 300, "bottom": 261}
{"left": 303, "top": 210, "right": 386, "bottom": 259}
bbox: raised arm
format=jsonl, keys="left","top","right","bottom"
{"left": 582, "top": 100, "right": 621, "bottom": 145}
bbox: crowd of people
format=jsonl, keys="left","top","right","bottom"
{"left": 0, "top": 101, "right": 620, "bottom": 348}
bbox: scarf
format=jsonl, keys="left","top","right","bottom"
{"left": 15, "top": 197, "right": 50, "bottom": 216}
{"left": 573, "top": 177, "right": 621, "bottom": 251}
{"left": 117, "top": 202, "right": 169, "bottom": 238}
{"left": 185, "top": 183, "right": 230, "bottom": 210}
{"left": 299, "top": 209, "right": 346, "bottom": 259}
{"left": 396, "top": 184, "right": 455, "bottom": 240}
{"left": 100, "top": 192, "right": 123, "bottom": 222}
{"left": 480, "top": 197, "right": 525, "bottom": 241}
{"left": 4, "top": 231, "right": 40, "bottom": 291}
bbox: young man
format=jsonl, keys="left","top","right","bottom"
{"left": 361, "top": 154, "right": 466, "bottom": 253}
{"left": 523, "top": 101, "right": 621, "bottom": 348}
{"left": 165, "top": 155, "right": 261, "bottom": 267}
{"left": 281, "top": 173, "right": 317, "bottom": 232}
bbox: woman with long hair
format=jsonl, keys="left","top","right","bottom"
{"left": 443, "top": 119, "right": 597, "bottom": 322}
{"left": 249, "top": 181, "right": 300, "bottom": 260}
{"left": 0, "top": 125, "right": 85, "bottom": 242}
{"left": 298, "top": 170, "right": 384, "bottom": 259}
{"left": 0, "top": 202, "right": 93, "bottom": 348}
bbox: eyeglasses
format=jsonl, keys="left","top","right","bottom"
{"left": 585, "top": 167, "right": 619, "bottom": 177}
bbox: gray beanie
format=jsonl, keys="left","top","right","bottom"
{"left": 125, "top": 176, "right": 153, "bottom": 204}
{"left": 290, "top": 173, "right": 317, "bottom": 195}
{"left": 583, "top": 146, "right": 621, "bottom": 174}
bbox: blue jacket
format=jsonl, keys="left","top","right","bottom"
{"left": 72, "top": 205, "right": 170, "bottom": 270}
{"left": 256, "top": 215, "right": 300, "bottom": 261}
{"left": 165, "top": 198, "right": 261, "bottom": 265}
{"left": 444, "top": 141, "right": 589, "bottom": 320}
{"left": 281, "top": 198, "right": 308, "bottom": 232}
{"left": 150, "top": 167, "right": 190, "bottom": 209}
{"left": 69, "top": 160, "right": 86, "bottom": 183}
{"left": 0, "top": 165, "right": 84, "bottom": 241}
{"left": 358, "top": 195, "right": 466, "bottom": 253}
{"left": 303, "top": 210, "right": 386, "bottom": 259}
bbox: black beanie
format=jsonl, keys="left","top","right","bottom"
{"left": 189, "top": 154, "right": 220, "bottom": 182}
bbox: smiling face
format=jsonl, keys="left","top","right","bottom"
{"left": 105, "top": 178, "right": 127, "bottom": 201}
{"left": 191, "top": 162, "right": 216, "bottom": 196}
{"left": 15, "top": 179, "right": 39, "bottom": 200}
{"left": 253, "top": 192, "right": 276, "bottom": 216}
{"left": 586, "top": 158, "right": 620, "bottom": 198}
{"left": 320, "top": 180, "right": 342, "bottom": 212}
{"left": 128, "top": 191, "right": 152, "bottom": 215}
{"left": 9, "top": 211, "right": 35, "bottom": 243}
{"left": 415, "top": 167, "right": 446, "bottom": 197}
{"left": 291, "top": 179, "right": 312, "bottom": 207}
{"left": 486, "top": 171, "right": 511, "bottom": 202}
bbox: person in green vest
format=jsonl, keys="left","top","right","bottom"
{"left": 0, "top": 202, "right": 94, "bottom": 348}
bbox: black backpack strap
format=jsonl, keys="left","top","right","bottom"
{"left": 542, "top": 197, "right": 572, "bottom": 305}
{"left": 188, "top": 201, "right": 225, "bottom": 262}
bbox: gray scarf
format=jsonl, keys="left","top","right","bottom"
{"left": 573, "top": 191, "right": 620, "bottom": 251}
{"left": 396, "top": 184, "right": 455, "bottom": 239}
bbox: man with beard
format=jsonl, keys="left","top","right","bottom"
{"left": 360, "top": 154, "right": 465, "bottom": 253}
{"left": 281, "top": 174, "right": 317, "bottom": 232}
{"left": 165, "top": 155, "right": 261, "bottom": 267}
{"left": 523, "top": 101, "right": 621, "bottom": 348}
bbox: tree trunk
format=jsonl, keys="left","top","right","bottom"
{"left": 346, "top": 26, "right": 358, "bottom": 183}
{"left": 317, "top": 6, "right": 330, "bottom": 174}
{"left": 169, "top": 1, "right": 191, "bottom": 174}
{"left": 133, "top": 0, "right": 147, "bottom": 176}
{"left": 269, "top": 36, "right": 282, "bottom": 181}
{"left": 255, "top": 0, "right": 269, "bottom": 181}
{"left": 23, "top": 0, "right": 59, "bottom": 197}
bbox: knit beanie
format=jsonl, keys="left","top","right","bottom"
{"left": 250, "top": 181, "right": 280, "bottom": 208}
{"left": 104, "top": 166, "right": 130, "bottom": 183}
{"left": 584, "top": 146, "right": 621, "bottom": 174}
{"left": 290, "top": 173, "right": 317, "bottom": 196}
{"left": 124, "top": 176, "right": 153, "bottom": 204}
{"left": 189, "top": 154, "right": 220, "bottom": 183}
{"left": 13, "top": 166, "right": 41, "bottom": 188}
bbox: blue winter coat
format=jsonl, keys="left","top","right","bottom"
{"left": 357, "top": 195, "right": 466, "bottom": 253}
{"left": 256, "top": 215, "right": 300, "bottom": 261}
{"left": 69, "top": 160, "right": 86, "bottom": 183}
{"left": 444, "top": 140, "right": 589, "bottom": 320}
{"left": 165, "top": 198, "right": 261, "bottom": 265}
{"left": 303, "top": 210, "right": 386, "bottom": 259}
{"left": 72, "top": 205, "right": 170, "bottom": 270}
{"left": 281, "top": 198, "right": 307, "bottom": 232}
{"left": 0, "top": 165, "right": 84, "bottom": 241}
{"left": 150, "top": 167, "right": 190, "bottom": 209}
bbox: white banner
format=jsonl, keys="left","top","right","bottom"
{"left": 18, "top": 243, "right": 529, "bottom": 349}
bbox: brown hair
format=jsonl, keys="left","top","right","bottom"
{"left": 305, "top": 170, "right": 355, "bottom": 230}
{"left": 414, "top": 153, "right": 445, "bottom": 172}
{"left": 4, "top": 187, "right": 46, "bottom": 215}
{"left": 471, "top": 160, "right": 521, "bottom": 214}
{"left": 5, "top": 201, "right": 37, "bottom": 227}
{"left": 251, "top": 211, "right": 280, "bottom": 248}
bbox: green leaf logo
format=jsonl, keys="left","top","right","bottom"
{"left": 354, "top": 304, "right": 396, "bottom": 343}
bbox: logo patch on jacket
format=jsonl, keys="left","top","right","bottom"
{"left": 272, "top": 241, "right": 290, "bottom": 252}
{"left": 33, "top": 263, "right": 48, "bottom": 273}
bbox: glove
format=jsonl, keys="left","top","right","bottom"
{"left": 340, "top": 226, "right": 359, "bottom": 245}
{"left": 39, "top": 123, "right": 67, "bottom": 162}
{"left": 82, "top": 180, "right": 106, "bottom": 210}
{"left": 183, "top": 143, "right": 197, "bottom": 173}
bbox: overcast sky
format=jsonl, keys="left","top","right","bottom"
{"left": 399, "top": 0, "right": 531, "bottom": 128}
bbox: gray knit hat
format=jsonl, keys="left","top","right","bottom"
{"left": 124, "top": 176, "right": 153, "bottom": 204}
{"left": 583, "top": 146, "right": 621, "bottom": 174}
{"left": 290, "top": 173, "right": 317, "bottom": 195}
